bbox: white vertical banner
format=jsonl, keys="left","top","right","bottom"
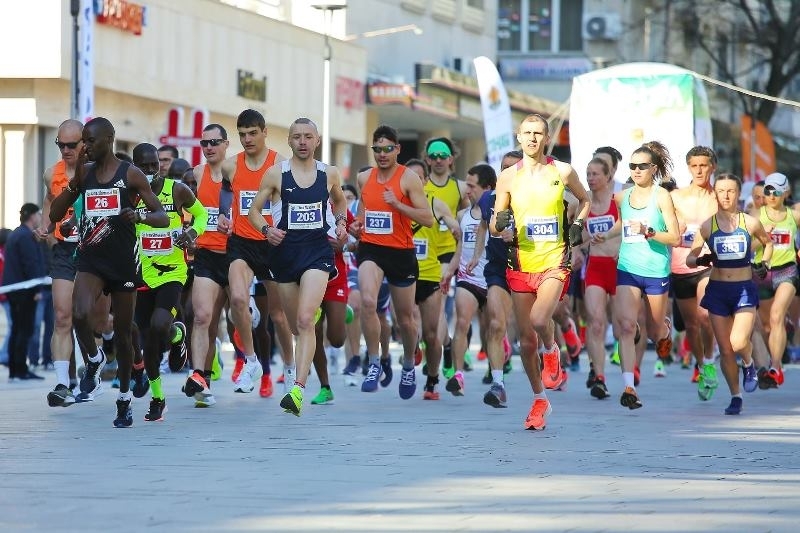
{"left": 473, "top": 56, "right": 515, "bottom": 173}
{"left": 78, "top": 0, "right": 94, "bottom": 122}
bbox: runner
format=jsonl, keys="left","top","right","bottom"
{"left": 593, "top": 141, "right": 680, "bottom": 409}
{"left": 247, "top": 117, "right": 347, "bottom": 416}
{"left": 687, "top": 172, "right": 772, "bottom": 414}
{"left": 158, "top": 145, "right": 178, "bottom": 176}
{"left": 491, "top": 114, "right": 590, "bottom": 429}
{"left": 48, "top": 117, "right": 169, "bottom": 427}
{"left": 131, "top": 143, "right": 207, "bottom": 422}
{"left": 352, "top": 125, "right": 434, "bottom": 399}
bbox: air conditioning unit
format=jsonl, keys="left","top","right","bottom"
{"left": 583, "top": 13, "right": 622, "bottom": 41}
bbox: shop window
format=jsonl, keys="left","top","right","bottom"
{"left": 498, "top": 0, "right": 583, "bottom": 53}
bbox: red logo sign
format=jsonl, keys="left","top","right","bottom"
{"left": 96, "top": 0, "right": 145, "bottom": 36}
{"left": 336, "top": 77, "right": 364, "bottom": 111}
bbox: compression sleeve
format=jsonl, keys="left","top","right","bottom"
{"left": 185, "top": 198, "right": 208, "bottom": 236}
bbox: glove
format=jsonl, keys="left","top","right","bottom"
{"left": 752, "top": 262, "right": 767, "bottom": 279}
{"left": 495, "top": 209, "right": 512, "bottom": 232}
{"left": 569, "top": 219, "right": 584, "bottom": 247}
{"left": 695, "top": 251, "right": 716, "bottom": 267}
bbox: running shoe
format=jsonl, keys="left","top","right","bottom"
{"left": 231, "top": 357, "right": 245, "bottom": 383}
{"left": 586, "top": 364, "right": 597, "bottom": 389}
{"left": 111, "top": 376, "right": 120, "bottom": 389}
{"left": 100, "top": 359, "right": 118, "bottom": 382}
{"left": 47, "top": 384, "right": 75, "bottom": 407}
{"left": 442, "top": 365, "right": 455, "bottom": 380}
{"left": 144, "top": 398, "right": 166, "bottom": 422}
{"left": 380, "top": 357, "right": 393, "bottom": 387}
{"left": 131, "top": 367, "right": 149, "bottom": 398}
{"left": 482, "top": 367, "right": 492, "bottom": 384}
{"left": 724, "top": 396, "right": 743, "bottom": 415}
{"left": 634, "top": 366, "right": 641, "bottom": 387}
{"left": 361, "top": 363, "right": 381, "bottom": 392}
{"left": 168, "top": 322, "right": 188, "bottom": 372}
{"left": 463, "top": 353, "right": 473, "bottom": 372}
{"left": 771, "top": 367, "right": 785, "bottom": 387}
{"left": 503, "top": 358, "right": 513, "bottom": 374}
{"left": 443, "top": 342, "right": 453, "bottom": 369}
{"left": 259, "top": 374, "right": 273, "bottom": 398}
{"left": 414, "top": 343, "right": 423, "bottom": 366}
{"left": 399, "top": 368, "right": 416, "bottom": 399}
{"left": 524, "top": 397, "right": 552, "bottom": 430}
{"left": 113, "top": 399, "right": 133, "bottom": 428}
{"left": 445, "top": 373, "right": 464, "bottom": 396}
{"left": 590, "top": 376, "right": 610, "bottom": 399}
{"left": 343, "top": 355, "right": 361, "bottom": 387}
{"left": 483, "top": 382, "right": 507, "bottom": 408}
{"left": 211, "top": 339, "right": 223, "bottom": 381}
{"left": 742, "top": 363, "right": 758, "bottom": 392}
{"left": 423, "top": 385, "right": 440, "bottom": 400}
{"left": 311, "top": 387, "right": 335, "bottom": 405}
{"left": 655, "top": 317, "right": 673, "bottom": 360}
{"left": 653, "top": 360, "right": 667, "bottom": 378}
{"left": 283, "top": 366, "right": 296, "bottom": 394}
{"left": 477, "top": 350, "right": 488, "bottom": 361}
{"left": 609, "top": 342, "right": 620, "bottom": 365}
{"left": 691, "top": 364, "right": 700, "bottom": 383}
{"left": 279, "top": 385, "right": 303, "bottom": 416}
{"left": 195, "top": 393, "right": 216, "bottom": 408}
{"left": 697, "top": 363, "right": 718, "bottom": 401}
{"left": 541, "top": 345, "right": 563, "bottom": 389}
{"left": 80, "top": 348, "right": 106, "bottom": 396}
{"left": 555, "top": 369, "right": 568, "bottom": 391}
{"left": 620, "top": 386, "right": 642, "bottom": 410}
{"left": 569, "top": 356, "right": 580, "bottom": 372}
{"left": 234, "top": 359, "right": 263, "bottom": 393}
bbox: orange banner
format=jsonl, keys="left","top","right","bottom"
{"left": 740, "top": 115, "right": 776, "bottom": 182}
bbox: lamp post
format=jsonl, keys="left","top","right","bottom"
{"left": 70, "top": 0, "right": 80, "bottom": 119}
{"left": 312, "top": 2, "right": 347, "bottom": 165}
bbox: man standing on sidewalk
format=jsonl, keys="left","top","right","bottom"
{"left": 2, "top": 203, "right": 46, "bottom": 382}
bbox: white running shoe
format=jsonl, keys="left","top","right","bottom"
{"left": 234, "top": 359, "right": 263, "bottom": 393}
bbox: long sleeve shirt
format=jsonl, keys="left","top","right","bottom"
{"left": 1, "top": 224, "right": 45, "bottom": 287}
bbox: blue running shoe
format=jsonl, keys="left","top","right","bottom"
{"left": 724, "top": 396, "right": 743, "bottom": 415}
{"left": 111, "top": 376, "right": 120, "bottom": 389}
{"left": 131, "top": 368, "right": 150, "bottom": 398}
{"left": 380, "top": 357, "right": 393, "bottom": 387}
{"left": 742, "top": 363, "right": 757, "bottom": 393}
{"left": 361, "top": 363, "right": 381, "bottom": 392}
{"left": 399, "top": 368, "right": 416, "bottom": 400}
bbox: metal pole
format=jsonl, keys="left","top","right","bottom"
{"left": 70, "top": 0, "right": 80, "bottom": 119}
{"left": 750, "top": 97, "right": 757, "bottom": 181}
{"left": 322, "top": 14, "right": 332, "bottom": 164}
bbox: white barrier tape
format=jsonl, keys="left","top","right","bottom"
{"left": 0, "top": 277, "right": 52, "bottom": 295}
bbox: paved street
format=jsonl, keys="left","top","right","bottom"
{"left": 0, "top": 348, "right": 798, "bottom": 532}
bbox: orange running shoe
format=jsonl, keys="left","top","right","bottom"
{"left": 541, "top": 344, "right": 563, "bottom": 389}
{"left": 524, "top": 397, "right": 552, "bottom": 430}
{"left": 277, "top": 373, "right": 285, "bottom": 383}
{"left": 691, "top": 364, "right": 700, "bottom": 383}
{"left": 477, "top": 350, "right": 488, "bottom": 361}
{"left": 423, "top": 389, "right": 440, "bottom": 400}
{"left": 655, "top": 317, "right": 673, "bottom": 360}
{"left": 259, "top": 374, "right": 273, "bottom": 398}
{"left": 634, "top": 366, "right": 641, "bottom": 387}
{"left": 231, "top": 358, "right": 245, "bottom": 383}
{"left": 414, "top": 344, "right": 423, "bottom": 366}
{"left": 620, "top": 386, "right": 642, "bottom": 409}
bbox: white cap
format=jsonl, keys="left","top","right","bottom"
{"left": 764, "top": 172, "right": 789, "bottom": 194}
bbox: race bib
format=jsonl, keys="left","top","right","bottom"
{"left": 770, "top": 228, "right": 791, "bottom": 249}
{"left": 365, "top": 210, "right": 392, "bottom": 234}
{"left": 85, "top": 188, "right": 121, "bottom": 217}
{"left": 525, "top": 216, "right": 558, "bottom": 242}
{"left": 622, "top": 220, "right": 647, "bottom": 243}
{"left": 680, "top": 224, "right": 699, "bottom": 248}
{"left": 61, "top": 215, "right": 79, "bottom": 243}
{"left": 288, "top": 202, "right": 324, "bottom": 230}
{"left": 207, "top": 207, "right": 219, "bottom": 232}
{"left": 463, "top": 224, "right": 478, "bottom": 249}
{"left": 414, "top": 238, "right": 428, "bottom": 260}
{"left": 238, "top": 191, "right": 270, "bottom": 216}
{"left": 140, "top": 230, "right": 173, "bottom": 256}
{"left": 587, "top": 214, "right": 614, "bottom": 237}
{"left": 713, "top": 234, "right": 747, "bottom": 260}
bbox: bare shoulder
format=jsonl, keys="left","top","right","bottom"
{"left": 42, "top": 164, "right": 55, "bottom": 185}
{"left": 272, "top": 151, "right": 288, "bottom": 164}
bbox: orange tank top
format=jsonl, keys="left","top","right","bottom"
{"left": 195, "top": 164, "right": 227, "bottom": 252}
{"left": 50, "top": 160, "right": 78, "bottom": 242}
{"left": 360, "top": 165, "right": 414, "bottom": 249}
{"left": 231, "top": 150, "right": 276, "bottom": 240}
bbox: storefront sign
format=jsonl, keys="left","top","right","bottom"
{"left": 415, "top": 85, "right": 458, "bottom": 119}
{"left": 367, "top": 82, "right": 414, "bottom": 107}
{"left": 95, "top": 0, "right": 146, "bottom": 36}
{"left": 499, "top": 57, "right": 592, "bottom": 81}
{"left": 336, "top": 76, "right": 364, "bottom": 111}
{"left": 237, "top": 70, "right": 267, "bottom": 102}
{"left": 416, "top": 63, "right": 479, "bottom": 96}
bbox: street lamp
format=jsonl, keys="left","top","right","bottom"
{"left": 342, "top": 24, "right": 423, "bottom": 41}
{"left": 312, "top": 2, "right": 347, "bottom": 165}
{"left": 70, "top": 0, "right": 80, "bottom": 119}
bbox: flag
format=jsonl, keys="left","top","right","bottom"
{"left": 473, "top": 56, "right": 514, "bottom": 173}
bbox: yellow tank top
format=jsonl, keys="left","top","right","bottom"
{"left": 412, "top": 194, "right": 442, "bottom": 282}
{"left": 136, "top": 178, "right": 187, "bottom": 288}
{"left": 758, "top": 206, "right": 797, "bottom": 266}
{"left": 424, "top": 177, "right": 461, "bottom": 257}
{"left": 508, "top": 161, "right": 569, "bottom": 273}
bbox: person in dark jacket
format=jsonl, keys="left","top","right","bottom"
{"left": 2, "top": 203, "right": 46, "bottom": 381}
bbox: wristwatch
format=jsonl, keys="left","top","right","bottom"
{"left": 644, "top": 226, "right": 656, "bottom": 239}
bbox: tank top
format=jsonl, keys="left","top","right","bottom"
{"left": 617, "top": 186, "right": 670, "bottom": 277}
{"left": 195, "top": 164, "right": 227, "bottom": 252}
{"left": 424, "top": 177, "right": 461, "bottom": 256}
{"left": 412, "top": 194, "right": 441, "bottom": 282}
{"left": 759, "top": 206, "right": 797, "bottom": 267}
{"left": 586, "top": 197, "right": 619, "bottom": 239}
{"left": 508, "top": 160, "right": 569, "bottom": 273}
{"left": 50, "top": 160, "right": 78, "bottom": 242}
{"left": 231, "top": 150, "right": 277, "bottom": 240}
{"left": 672, "top": 198, "right": 712, "bottom": 275}
{"left": 360, "top": 165, "right": 414, "bottom": 249}
{"left": 78, "top": 161, "right": 137, "bottom": 261}
{"left": 710, "top": 212, "right": 752, "bottom": 268}
{"left": 478, "top": 190, "right": 507, "bottom": 268}
{"left": 135, "top": 178, "right": 187, "bottom": 287}
{"left": 273, "top": 160, "right": 330, "bottom": 246}
{"left": 458, "top": 206, "right": 487, "bottom": 289}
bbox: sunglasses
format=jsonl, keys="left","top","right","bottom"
{"left": 55, "top": 139, "right": 81, "bottom": 150}
{"left": 371, "top": 145, "right": 396, "bottom": 154}
{"left": 628, "top": 163, "right": 653, "bottom": 171}
{"left": 763, "top": 186, "right": 783, "bottom": 197}
{"left": 428, "top": 153, "right": 450, "bottom": 160}
{"left": 200, "top": 138, "right": 226, "bottom": 147}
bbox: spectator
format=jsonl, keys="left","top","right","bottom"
{"left": 28, "top": 240, "right": 54, "bottom": 369}
{"left": 2, "top": 203, "right": 46, "bottom": 381}
{"left": 0, "top": 227, "right": 11, "bottom": 366}
{"left": 158, "top": 145, "right": 179, "bottom": 176}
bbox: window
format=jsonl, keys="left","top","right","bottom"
{"left": 498, "top": 0, "right": 583, "bottom": 53}
{"left": 466, "top": 0, "right": 484, "bottom": 8}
